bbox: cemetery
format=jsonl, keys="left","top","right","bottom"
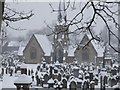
{"left": 0, "top": 1, "right": 120, "bottom": 90}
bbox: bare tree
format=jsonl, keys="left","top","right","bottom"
{"left": 3, "top": 3, "right": 34, "bottom": 30}
{"left": 0, "top": 1, "right": 34, "bottom": 54}
{"left": 49, "top": 1, "right": 120, "bottom": 53}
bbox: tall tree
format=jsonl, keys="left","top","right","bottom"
{"left": 0, "top": 1, "right": 33, "bottom": 53}
{"left": 50, "top": 1, "right": 119, "bottom": 52}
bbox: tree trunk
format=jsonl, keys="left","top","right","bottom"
{"left": 0, "top": 1, "right": 4, "bottom": 54}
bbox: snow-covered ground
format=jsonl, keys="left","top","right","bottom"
{"left": 2, "top": 74, "right": 17, "bottom": 89}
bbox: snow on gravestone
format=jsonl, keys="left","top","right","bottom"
{"left": 14, "top": 74, "right": 32, "bottom": 90}
{"left": 14, "top": 74, "right": 32, "bottom": 84}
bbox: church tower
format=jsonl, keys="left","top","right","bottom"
{"left": 52, "top": 0, "right": 69, "bottom": 63}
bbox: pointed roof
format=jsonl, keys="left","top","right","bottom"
{"left": 34, "top": 34, "right": 52, "bottom": 56}
{"left": 83, "top": 34, "right": 105, "bottom": 57}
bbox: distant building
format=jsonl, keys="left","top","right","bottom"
{"left": 22, "top": 33, "right": 105, "bottom": 65}
{"left": 74, "top": 34, "right": 104, "bottom": 64}
{"left": 23, "top": 34, "right": 52, "bottom": 64}
{"left": 2, "top": 41, "right": 20, "bottom": 54}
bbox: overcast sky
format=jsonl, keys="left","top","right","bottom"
{"left": 4, "top": 1, "right": 118, "bottom": 39}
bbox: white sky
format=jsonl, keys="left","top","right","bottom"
{"left": 4, "top": 1, "right": 118, "bottom": 39}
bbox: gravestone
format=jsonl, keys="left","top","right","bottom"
{"left": 89, "top": 71, "right": 93, "bottom": 81}
{"left": 69, "top": 81, "right": 77, "bottom": 90}
{"left": 73, "top": 66, "right": 79, "bottom": 77}
{"left": 94, "top": 77, "right": 98, "bottom": 85}
{"left": 90, "top": 81, "right": 95, "bottom": 90}
{"left": 83, "top": 81, "right": 89, "bottom": 90}
{"left": 47, "top": 78, "right": 54, "bottom": 88}
{"left": 14, "top": 74, "right": 32, "bottom": 90}
{"left": 28, "top": 69, "right": 30, "bottom": 76}
{"left": 62, "top": 79, "right": 67, "bottom": 88}
{"left": 31, "top": 75, "right": 34, "bottom": 82}
{"left": 36, "top": 75, "right": 40, "bottom": 86}
{"left": 6, "top": 68, "right": 8, "bottom": 74}
{"left": 20, "top": 63, "right": 27, "bottom": 75}
{"left": 10, "top": 69, "right": 13, "bottom": 76}
{"left": 44, "top": 74, "right": 49, "bottom": 84}
{"left": 58, "top": 73, "right": 61, "bottom": 81}
{"left": 2, "top": 68, "right": 4, "bottom": 76}
{"left": 104, "top": 76, "right": 108, "bottom": 84}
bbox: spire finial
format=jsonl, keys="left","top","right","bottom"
{"left": 63, "top": 0, "right": 67, "bottom": 23}
{"left": 58, "top": 0, "right": 62, "bottom": 23}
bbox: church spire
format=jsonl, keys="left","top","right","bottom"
{"left": 58, "top": 0, "right": 62, "bottom": 23}
{"left": 63, "top": 0, "right": 67, "bottom": 23}
{"left": 57, "top": 0, "right": 67, "bottom": 24}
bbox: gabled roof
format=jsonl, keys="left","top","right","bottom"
{"left": 34, "top": 34, "right": 52, "bottom": 56}
{"left": 83, "top": 34, "right": 105, "bottom": 57}
{"left": 69, "top": 33, "right": 105, "bottom": 57}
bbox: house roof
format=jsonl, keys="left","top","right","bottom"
{"left": 34, "top": 34, "right": 52, "bottom": 56}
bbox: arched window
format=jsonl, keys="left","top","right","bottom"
{"left": 30, "top": 47, "right": 37, "bottom": 59}
{"left": 82, "top": 47, "right": 89, "bottom": 61}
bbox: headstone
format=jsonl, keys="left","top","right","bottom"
{"left": 1, "top": 68, "right": 4, "bottom": 76}
{"left": 90, "top": 81, "right": 95, "bottom": 90}
{"left": 49, "top": 66, "right": 53, "bottom": 78}
{"left": 6, "top": 68, "right": 8, "bottom": 74}
{"left": 89, "top": 72, "right": 93, "bottom": 81}
{"left": 28, "top": 69, "right": 30, "bottom": 76}
{"left": 94, "top": 77, "right": 98, "bottom": 85}
{"left": 31, "top": 69, "right": 34, "bottom": 75}
{"left": 36, "top": 75, "right": 40, "bottom": 86}
{"left": 58, "top": 73, "right": 61, "bottom": 81}
{"left": 10, "top": 69, "right": 13, "bottom": 76}
{"left": 14, "top": 74, "right": 32, "bottom": 90}
{"left": 62, "top": 79, "right": 67, "bottom": 88}
{"left": 69, "top": 81, "right": 77, "bottom": 90}
{"left": 83, "top": 81, "right": 89, "bottom": 90}
{"left": 47, "top": 78, "right": 54, "bottom": 88}
{"left": 44, "top": 74, "right": 49, "bottom": 84}
{"left": 104, "top": 76, "right": 108, "bottom": 84}
{"left": 100, "top": 76, "right": 102, "bottom": 90}
{"left": 32, "top": 75, "right": 34, "bottom": 82}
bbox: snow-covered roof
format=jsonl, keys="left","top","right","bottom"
{"left": 73, "top": 66, "right": 79, "bottom": 70}
{"left": 20, "top": 63, "right": 27, "bottom": 68}
{"left": 47, "top": 78, "right": 54, "bottom": 84}
{"left": 8, "top": 41, "right": 20, "bottom": 47}
{"left": 75, "top": 78, "right": 83, "bottom": 83}
{"left": 18, "top": 46, "right": 25, "bottom": 56}
{"left": 34, "top": 34, "right": 52, "bottom": 56}
{"left": 14, "top": 74, "right": 32, "bottom": 84}
{"left": 67, "top": 45, "right": 76, "bottom": 56}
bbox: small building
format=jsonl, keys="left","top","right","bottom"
{"left": 23, "top": 34, "right": 52, "bottom": 64}
{"left": 2, "top": 41, "right": 20, "bottom": 54}
{"left": 74, "top": 34, "right": 104, "bottom": 64}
